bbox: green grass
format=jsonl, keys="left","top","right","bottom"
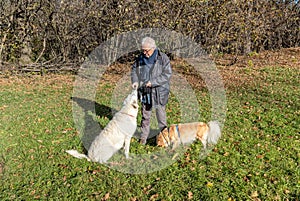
{"left": 0, "top": 64, "right": 299, "bottom": 200}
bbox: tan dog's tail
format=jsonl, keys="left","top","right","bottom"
{"left": 206, "top": 121, "right": 221, "bottom": 145}
{"left": 66, "top": 150, "right": 91, "bottom": 161}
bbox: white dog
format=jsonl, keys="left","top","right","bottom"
{"left": 66, "top": 89, "right": 139, "bottom": 163}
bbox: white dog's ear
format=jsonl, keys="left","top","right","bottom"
{"left": 132, "top": 89, "right": 138, "bottom": 96}
{"left": 131, "top": 90, "right": 138, "bottom": 100}
{"left": 123, "top": 92, "right": 132, "bottom": 105}
{"left": 131, "top": 90, "right": 138, "bottom": 108}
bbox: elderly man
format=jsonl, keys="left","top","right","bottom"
{"left": 131, "top": 37, "right": 172, "bottom": 145}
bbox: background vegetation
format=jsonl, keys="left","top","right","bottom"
{"left": 0, "top": 0, "right": 299, "bottom": 71}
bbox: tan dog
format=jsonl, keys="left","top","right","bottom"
{"left": 156, "top": 121, "right": 221, "bottom": 149}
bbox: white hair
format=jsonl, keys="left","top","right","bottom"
{"left": 141, "top": 37, "right": 156, "bottom": 49}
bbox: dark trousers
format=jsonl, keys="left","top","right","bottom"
{"left": 140, "top": 104, "right": 167, "bottom": 140}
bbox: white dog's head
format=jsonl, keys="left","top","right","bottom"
{"left": 121, "top": 89, "right": 139, "bottom": 116}
{"left": 129, "top": 89, "right": 138, "bottom": 109}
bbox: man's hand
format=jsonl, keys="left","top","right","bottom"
{"left": 132, "top": 82, "right": 138, "bottom": 89}
{"left": 145, "top": 81, "right": 152, "bottom": 87}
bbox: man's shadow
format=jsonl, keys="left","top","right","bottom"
{"left": 71, "top": 97, "right": 117, "bottom": 152}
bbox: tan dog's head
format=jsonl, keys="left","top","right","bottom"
{"left": 156, "top": 127, "right": 170, "bottom": 147}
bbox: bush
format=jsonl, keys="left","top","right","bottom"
{"left": 0, "top": 0, "right": 299, "bottom": 69}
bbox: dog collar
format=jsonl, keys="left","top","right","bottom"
{"left": 175, "top": 124, "right": 183, "bottom": 144}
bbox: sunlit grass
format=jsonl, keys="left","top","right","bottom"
{"left": 0, "top": 64, "right": 299, "bottom": 200}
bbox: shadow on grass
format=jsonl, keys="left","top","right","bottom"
{"left": 71, "top": 97, "right": 117, "bottom": 151}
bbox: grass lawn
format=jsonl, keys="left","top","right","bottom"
{"left": 0, "top": 49, "right": 299, "bottom": 200}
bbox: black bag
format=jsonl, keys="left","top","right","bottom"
{"left": 138, "top": 86, "right": 152, "bottom": 107}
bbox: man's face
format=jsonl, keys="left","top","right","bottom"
{"left": 141, "top": 45, "right": 154, "bottom": 58}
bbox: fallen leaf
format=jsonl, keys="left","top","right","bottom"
{"left": 223, "top": 152, "right": 229, "bottom": 156}
{"left": 251, "top": 191, "right": 259, "bottom": 198}
{"left": 102, "top": 192, "right": 110, "bottom": 200}
{"left": 150, "top": 194, "right": 158, "bottom": 200}
{"left": 206, "top": 182, "right": 213, "bottom": 188}
{"left": 188, "top": 191, "right": 193, "bottom": 200}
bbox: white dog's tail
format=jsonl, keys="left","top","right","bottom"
{"left": 66, "top": 150, "right": 91, "bottom": 161}
{"left": 206, "top": 121, "right": 221, "bottom": 145}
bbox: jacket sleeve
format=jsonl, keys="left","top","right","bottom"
{"left": 149, "top": 55, "right": 172, "bottom": 87}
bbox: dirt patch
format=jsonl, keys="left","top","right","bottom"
{"left": 216, "top": 47, "right": 300, "bottom": 88}
{"left": 102, "top": 47, "right": 300, "bottom": 90}
{"left": 0, "top": 74, "right": 74, "bottom": 88}
{"left": 1, "top": 47, "right": 299, "bottom": 90}
{"left": 216, "top": 47, "right": 300, "bottom": 69}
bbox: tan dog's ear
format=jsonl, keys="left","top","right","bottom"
{"left": 156, "top": 127, "right": 168, "bottom": 147}
{"left": 160, "top": 126, "right": 168, "bottom": 133}
{"left": 168, "top": 125, "right": 179, "bottom": 150}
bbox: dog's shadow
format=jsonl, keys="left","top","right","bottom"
{"left": 71, "top": 97, "right": 117, "bottom": 152}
